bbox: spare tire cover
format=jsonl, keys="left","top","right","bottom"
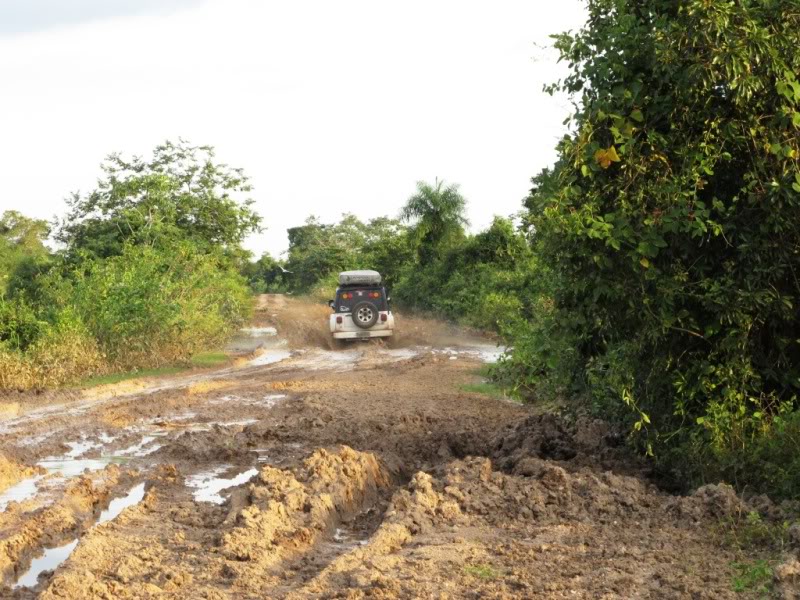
{"left": 352, "top": 301, "right": 379, "bottom": 329}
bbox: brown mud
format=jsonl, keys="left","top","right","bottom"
{"left": 0, "top": 295, "right": 797, "bottom": 598}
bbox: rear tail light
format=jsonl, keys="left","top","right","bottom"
{"left": 370, "top": 292, "right": 380, "bottom": 299}
{"left": 341, "top": 293, "right": 352, "bottom": 300}
{"left": 380, "top": 314, "right": 388, "bottom": 322}
{"left": 336, "top": 316, "right": 343, "bottom": 324}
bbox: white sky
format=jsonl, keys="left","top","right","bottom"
{"left": 0, "top": 0, "right": 585, "bottom": 257}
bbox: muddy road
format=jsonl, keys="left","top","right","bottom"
{"left": 0, "top": 296, "right": 796, "bottom": 599}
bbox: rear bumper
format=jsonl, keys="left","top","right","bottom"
{"left": 333, "top": 329, "right": 393, "bottom": 340}
{"left": 330, "top": 312, "right": 394, "bottom": 339}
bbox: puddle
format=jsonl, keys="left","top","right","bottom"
{"left": 12, "top": 483, "right": 146, "bottom": 588}
{"left": 0, "top": 475, "right": 44, "bottom": 511}
{"left": 37, "top": 456, "right": 129, "bottom": 478}
{"left": 64, "top": 439, "right": 102, "bottom": 459}
{"left": 289, "top": 350, "right": 362, "bottom": 371}
{"left": 219, "top": 419, "right": 258, "bottom": 427}
{"left": 186, "top": 467, "right": 259, "bottom": 504}
{"left": 248, "top": 349, "right": 292, "bottom": 367}
{"left": 98, "top": 432, "right": 116, "bottom": 444}
{"left": 258, "top": 394, "right": 287, "bottom": 408}
{"left": 433, "top": 344, "right": 505, "bottom": 363}
{"left": 211, "top": 393, "right": 287, "bottom": 408}
{"left": 241, "top": 326, "right": 277, "bottom": 336}
{"left": 332, "top": 527, "right": 368, "bottom": 548}
{"left": 14, "top": 539, "right": 79, "bottom": 588}
{"left": 381, "top": 348, "right": 420, "bottom": 361}
{"left": 98, "top": 483, "right": 146, "bottom": 524}
{"left": 228, "top": 327, "right": 284, "bottom": 354}
{"left": 118, "top": 436, "right": 161, "bottom": 457}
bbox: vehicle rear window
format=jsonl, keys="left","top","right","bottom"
{"left": 335, "top": 287, "right": 387, "bottom": 313}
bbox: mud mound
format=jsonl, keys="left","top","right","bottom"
{"left": 221, "top": 446, "right": 391, "bottom": 568}
{"left": 0, "top": 454, "right": 39, "bottom": 493}
{"left": 490, "top": 413, "right": 640, "bottom": 477}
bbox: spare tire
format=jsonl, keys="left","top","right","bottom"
{"left": 352, "top": 301, "right": 379, "bottom": 329}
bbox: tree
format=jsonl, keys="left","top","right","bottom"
{"left": 400, "top": 179, "right": 468, "bottom": 263}
{"left": 56, "top": 140, "right": 262, "bottom": 263}
{"left": 0, "top": 211, "right": 51, "bottom": 297}
{"left": 518, "top": 0, "right": 800, "bottom": 492}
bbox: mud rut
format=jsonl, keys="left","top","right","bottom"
{"left": 0, "top": 296, "right": 796, "bottom": 599}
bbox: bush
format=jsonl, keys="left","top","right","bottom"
{"left": 504, "top": 0, "right": 800, "bottom": 498}
{"left": 65, "top": 243, "right": 250, "bottom": 369}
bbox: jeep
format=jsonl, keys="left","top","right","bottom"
{"left": 328, "top": 270, "right": 395, "bottom": 340}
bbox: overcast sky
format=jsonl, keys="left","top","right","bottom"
{"left": 0, "top": 0, "right": 585, "bottom": 257}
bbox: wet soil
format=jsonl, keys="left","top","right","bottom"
{"left": 0, "top": 295, "right": 797, "bottom": 599}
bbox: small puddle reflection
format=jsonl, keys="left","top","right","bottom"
{"left": 0, "top": 476, "right": 44, "bottom": 511}
{"left": 187, "top": 467, "right": 259, "bottom": 504}
{"left": 14, "top": 539, "right": 78, "bottom": 588}
{"left": 98, "top": 483, "right": 146, "bottom": 524}
{"left": 13, "top": 483, "right": 146, "bottom": 588}
{"left": 248, "top": 350, "right": 292, "bottom": 367}
{"left": 37, "top": 456, "right": 129, "bottom": 478}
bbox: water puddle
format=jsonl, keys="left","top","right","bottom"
{"left": 186, "top": 467, "right": 259, "bottom": 504}
{"left": 14, "top": 539, "right": 79, "bottom": 589}
{"left": 241, "top": 326, "right": 277, "bottom": 337}
{"left": 248, "top": 349, "right": 292, "bottom": 367}
{"left": 0, "top": 475, "right": 44, "bottom": 511}
{"left": 118, "top": 436, "right": 161, "bottom": 457}
{"left": 332, "top": 527, "right": 368, "bottom": 548}
{"left": 381, "top": 348, "right": 420, "bottom": 361}
{"left": 37, "top": 456, "right": 129, "bottom": 478}
{"left": 98, "top": 483, "right": 146, "bottom": 524}
{"left": 64, "top": 439, "right": 102, "bottom": 459}
{"left": 13, "top": 483, "right": 146, "bottom": 588}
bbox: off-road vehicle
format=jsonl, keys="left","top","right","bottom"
{"left": 328, "top": 270, "right": 394, "bottom": 340}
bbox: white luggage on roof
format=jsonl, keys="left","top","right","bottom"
{"left": 338, "top": 270, "right": 382, "bottom": 286}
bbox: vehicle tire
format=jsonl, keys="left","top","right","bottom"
{"left": 352, "top": 301, "right": 379, "bottom": 329}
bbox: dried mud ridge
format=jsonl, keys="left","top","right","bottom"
{"left": 0, "top": 296, "right": 798, "bottom": 599}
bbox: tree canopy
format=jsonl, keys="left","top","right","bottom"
{"left": 56, "top": 140, "right": 262, "bottom": 262}
{"left": 400, "top": 179, "right": 468, "bottom": 263}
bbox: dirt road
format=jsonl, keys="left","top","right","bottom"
{"left": 0, "top": 296, "right": 796, "bottom": 598}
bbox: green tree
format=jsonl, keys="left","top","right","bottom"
{"left": 56, "top": 140, "right": 262, "bottom": 264}
{"left": 515, "top": 0, "right": 800, "bottom": 494}
{"left": 0, "top": 211, "right": 51, "bottom": 297}
{"left": 400, "top": 179, "right": 468, "bottom": 263}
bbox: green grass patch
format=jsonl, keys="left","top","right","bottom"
{"left": 79, "top": 366, "right": 186, "bottom": 388}
{"left": 730, "top": 559, "right": 774, "bottom": 595}
{"left": 461, "top": 367, "right": 521, "bottom": 402}
{"left": 190, "top": 351, "right": 230, "bottom": 368}
{"left": 463, "top": 564, "right": 502, "bottom": 580}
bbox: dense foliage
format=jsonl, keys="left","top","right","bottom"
{"left": 247, "top": 183, "right": 536, "bottom": 333}
{"left": 0, "top": 142, "right": 255, "bottom": 389}
{"left": 57, "top": 140, "right": 261, "bottom": 266}
{"left": 496, "top": 0, "right": 800, "bottom": 496}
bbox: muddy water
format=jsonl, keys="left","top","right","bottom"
{"left": 14, "top": 540, "right": 79, "bottom": 589}
{"left": 186, "top": 467, "right": 259, "bottom": 504}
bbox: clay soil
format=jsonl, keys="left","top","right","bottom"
{"left": 0, "top": 295, "right": 797, "bottom": 599}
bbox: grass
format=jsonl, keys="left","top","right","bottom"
{"left": 79, "top": 366, "right": 187, "bottom": 388}
{"left": 463, "top": 564, "right": 502, "bottom": 580}
{"left": 190, "top": 351, "right": 230, "bottom": 368}
{"left": 730, "top": 559, "right": 774, "bottom": 595}
{"left": 79, "top": 350, "right": 231, "bottom": 388}
{"left": 460, "top": 366, "right": 521, "bottom": 402}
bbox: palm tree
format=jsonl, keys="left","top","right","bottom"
{"left": 400, "top": 179, "right": 468, "bottom": 263}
